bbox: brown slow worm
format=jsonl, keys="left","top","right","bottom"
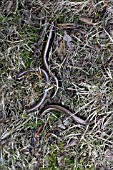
{"left": 41, "top": 104, "right": 87, "bottom": 125}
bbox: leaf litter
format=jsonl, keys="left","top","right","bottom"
{"left": 0, "top": 0, "right": 113, "bottom": 169}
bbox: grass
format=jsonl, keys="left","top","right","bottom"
{"left": 0, "top": 0, "right": 113, "bottom": 170}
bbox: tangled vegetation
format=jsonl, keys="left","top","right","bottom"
{"left": 0, "top": 0, "right": 113, "bottom": 169}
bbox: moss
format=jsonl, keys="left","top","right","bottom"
{"left": 19, "top": 26, "right": 40, "bottom": 67}
{"left": 48, "top": 145, "right": 59, "bottom": 169}
{"left": 49, "top": 112, "right": 59, "bottom": 122}
{"left": 65, "top": 155, "right": 75, "bottom": 166}
{"left": 21, "top": 50, "right": 32, "bottom": 67}
{"left": 20, "top": 26, "right": 39, "bottom": 45}
{"left": 0, "top": 13, "right": 20, "bottom": 24}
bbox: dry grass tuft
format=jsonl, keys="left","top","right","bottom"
{"left": 0, "top": 0, "right": 113, "bottom": 169}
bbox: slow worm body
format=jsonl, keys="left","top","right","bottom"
{"left": 17, "top": 68, "right": 38, "bottom": 79}
{"left": 25, "top": 89, "right": 48, "bottom": 112}
{"left": 41, "top": 104, "right": 87, "bottom": 125}
{"left": 17, "top": 68, "right": 49, "bottom": 112}
{"left": 17, "top": 24, "right": 59, "bottom": 112}
{"left": 17, "top": 68, "right": 49, "bottom": 83}
{"left": 43, "top": 24, "right": 59, "bottom": 98}
{"left": 43, "top": 25, "right": 55, "bottom": 70}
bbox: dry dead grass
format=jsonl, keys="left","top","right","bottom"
{"left": 0, "top": 0, "right": 113, "bottom": 169}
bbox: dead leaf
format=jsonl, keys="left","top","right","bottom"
{"left": 79, "top": 17, "right": 93, "bottom": 25}
{"left": 98, "top": 166, "right": 106, "bottom": 170}
{"left": 57, "top": 23, "right": 76, "bottom": 29}
{"left": 58, "top": 119, "right": 66, "bottom": 129}
{"left": 56, "top": 38, "right": 66, "bottom": 57}
{"left": 58, "top": 154, "right": 65, "bottom": 167}
{"left": 105, "top": 150, "right": 113, "bottom": 161}
{"left": 63, "top": 31, "right": 73, "bottom": 50}
{"left": 65, "top": 138, "right": 79, "bottom": 148}
{"left": 63, "top": 31, "right": 72, "bottom": 43}
{"left": 4, "top": 1, "right": 13, "bottom": 13}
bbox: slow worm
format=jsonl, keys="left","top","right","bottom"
{"left": 41, "top": 104, "right": 87, "bottom": 125}
{"left": 43, "top": 24, "right": 59, "bottom": 98}
{"left": 17, "top": 68, "right": 49, "bottom": 112}
{"left": 17, "top": 68, "right": 49, "bottom": 83}
{"left": 25, "top": 89, "right": 48, "bottom": 112}
{"left": 17, "top": 68, "right": 38, "bottom": 79}
{"left": 17, "top": 25, "right": 59, "bottom": 112}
